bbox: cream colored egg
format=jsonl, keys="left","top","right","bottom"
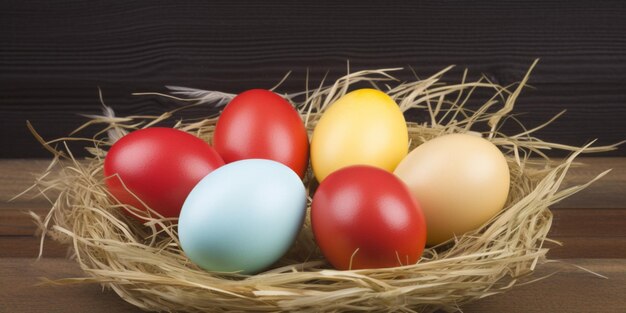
{"left": 393, "top": 133, "right": 510, "bottom": 245}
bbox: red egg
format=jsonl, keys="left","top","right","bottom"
{"left": 103, "top": 127, "right": 224, "bottom": 219}
{"left": 213, "top": 89, "right": 309, "bottom": 178}
{"left": 311, "top": 165, "right": 427, "bottom": 270}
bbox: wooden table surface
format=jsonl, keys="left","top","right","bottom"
{"left": 1, "top": 158, "right": 625, "bottom": 312}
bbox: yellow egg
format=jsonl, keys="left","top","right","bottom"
{"left": 393, "top": 133, "right": 510, "bottom": 245}
{"left": 311, "top": 89, "right": 408, "bottom": 182}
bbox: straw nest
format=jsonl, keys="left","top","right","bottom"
{"left": 26, "top": 60, "right": 619, "bottom": 312}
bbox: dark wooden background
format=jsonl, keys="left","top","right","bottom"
{"left": 1, "top": 0, "right": 625, "bottom": 158}
{"left": 1, "top": 3, "right": 626, "bottom": 311}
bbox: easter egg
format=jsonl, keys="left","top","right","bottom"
{"left": 213, "top": 89, "right": 309, "bottom": 178}
{"left": 311, "top": 165, "right": 427, "bottom": 270}
{"left": 394, "top": 133, "right": 511, "bottom": 245}
{"left": 310, "top": 88, "right": 408, "bottom": 182}
{"left": 104, "top": 127, "right": 224, "bottom": 219}
{"left": 178, "top": 159, "right": 307, "bottom": 274}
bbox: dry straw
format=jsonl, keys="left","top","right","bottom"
{"left": 26, "top": 60, "right": 620, "bottom": 312}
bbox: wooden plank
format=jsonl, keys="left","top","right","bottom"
{"left": 4, "top": 208, "right": 626, "bottom": 258}
{"left": 3, "top": 206, "right": 626, "bottom": 259}
{"left": 462, "top": 259, "right": 626, "bottom": 313}
{"left": 0, "top": 236, "right": 68, "bottom": 258}
{"left": 0, "top": 258, "right": 624, "bottom": 313}
{"left": 4, "top": 234, "right": 625, "bottom": 260}
{"left": 3, "top": 222, "right": 625, "bottom": 260}
{"left": 2, "top": 158, "right": 624, "bottom": 207}
{"left": 1, "top": 159, "right": 624, "bottom": 259}
{"left": 3, "top": 206, "right": 625, "bottom": 241}
{"left": 0, "top": 159, "right": 55, "bottom": 203}
{"left": 547, "top": 237, "right": 626, "bottom": 259}
{"left": 3, "top": 226, "right": 625, "bottom": 259}
{"left": 2, "top": 157, "right": 624, "bottom": 211}
{"left": 0, "top": 258, "right": 140, "bottom": 312}
{"left": 553, "top": 157, "right": 626, "bottom": 209}
{"left": 549, "top": 209, "right": 626, "bottom": 237}
{"left": 3, "top": 234, "right": 625, "bottom": 260}
{"left": 2, "top": 1, "right": 626, "bottom": 158}
{"left": 0, "top": 209, "right": 42, "bottom": 236}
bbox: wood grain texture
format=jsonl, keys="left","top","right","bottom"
{"left": 1, "top": 1, "right": 625, "bottom": 157}
{"left": 463, "top": 259, "right": 626, "bottom": 313}
{"left": 1, "top": 158, "right": 625, "bottom": 260}
{"left": 4, "top": 210, "right": 625, "bottom": 259}
{"left": 0, "top": 237, "right": 68, "bottom": 258}
{"left": 0, "top": 154, "right": 625, "bottom": 311}
{"left": 0, "top": 258, "right": 624, "bottom": 313}
{"left": 547, "top": 237, "right": 626, "bottom": 259}
{"left": 553, "top": 158, "right": 626, "bottom": 209}
{"left": 2, "top": 158, "right": 624, "bottom": 207}
{"left": 0, "top": 258, "right": 140, "bottom": 312}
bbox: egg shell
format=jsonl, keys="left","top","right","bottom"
{"left": 393, "top": 133, "right": 511, "bottom": 245}
{"left": 178, "top": 159, "right": 307, "bottom": 274}
{"left": 103, "top": 127, "right": 224, "bottom": 219}
{"left": 310, "top": 88, "right": 408, "bottom": 182}
{"left": 213, "top": 89, "right": 309, "bottom": 178}
{"left": 311, "top": 165, "right": 427, "bottom": 270}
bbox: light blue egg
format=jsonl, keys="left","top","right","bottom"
{"left": 178, "top": 159, "right": 307, "bottom": 274}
